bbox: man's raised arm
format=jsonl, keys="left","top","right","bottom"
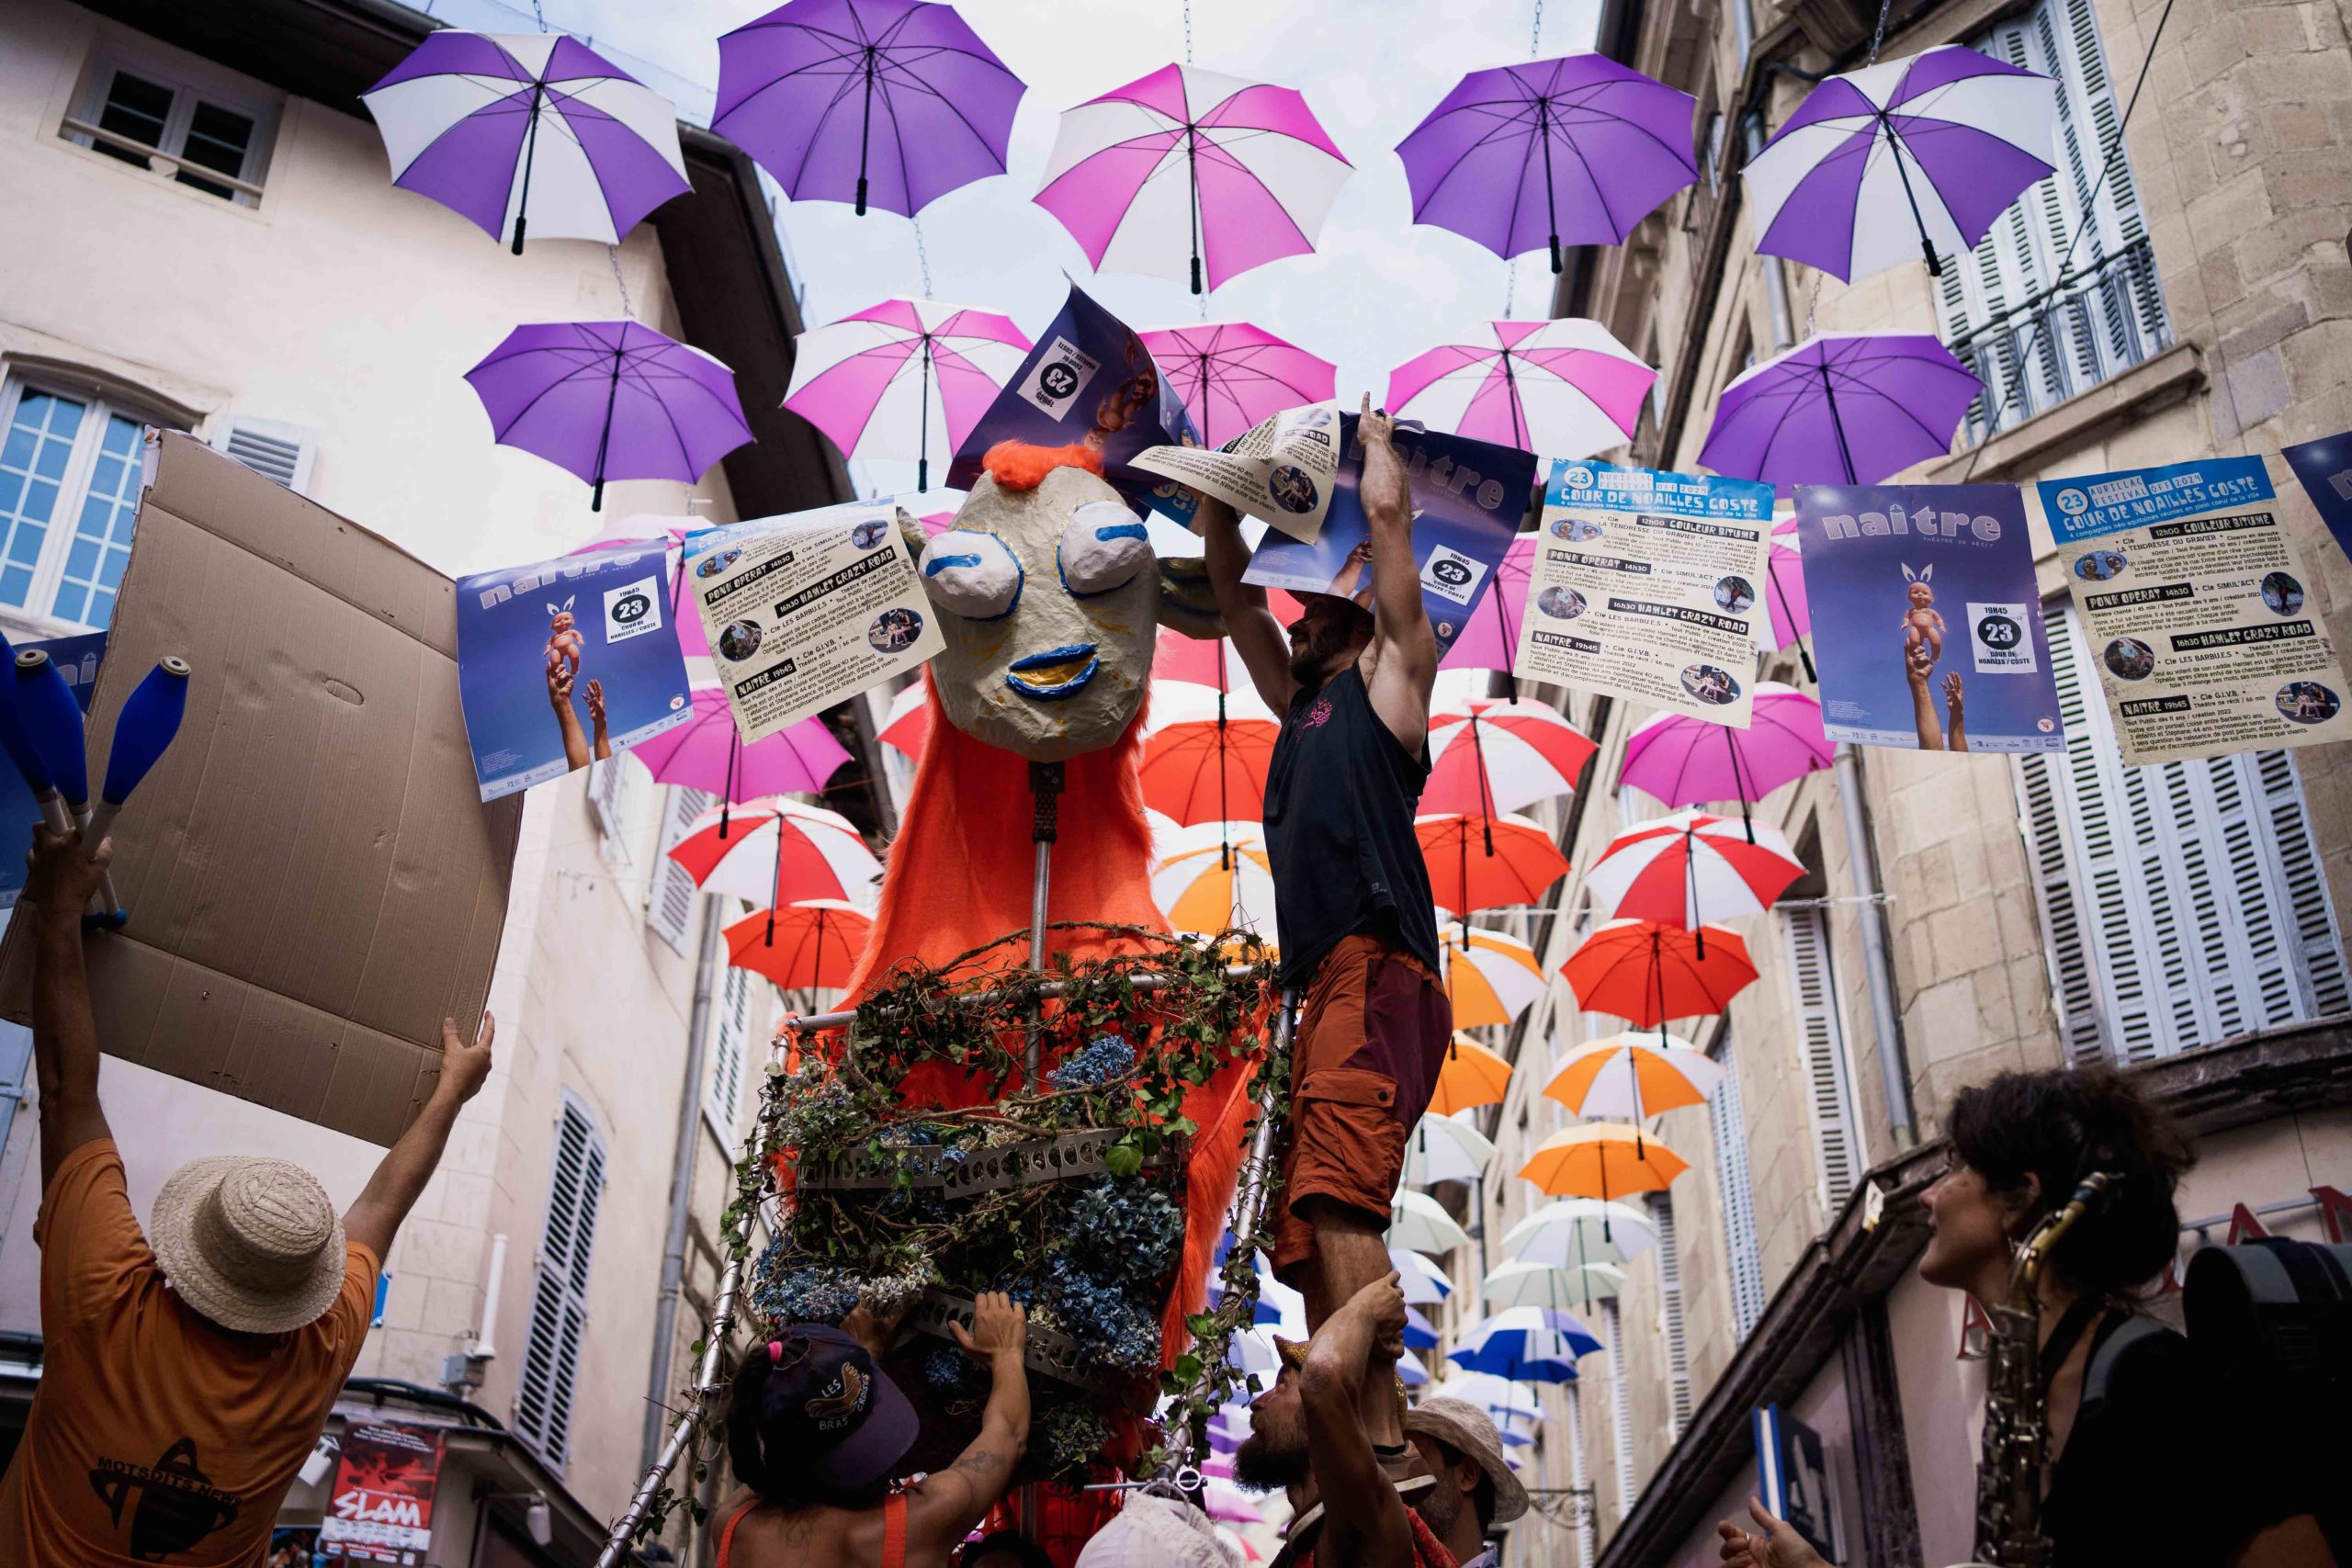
{"left": 1197, "top": 492, "right": 1298, "bottom": 713}
{"left": 26, "top": 827, "right": 114, "bottom": 1187}
{"left": 344, "top": 1015, "right": 495, "bottom": 1260}
{"left": 1298, "top": 1271, "right": 1418, "bottom": 1568}
{"left": 1354, "top": 398, "right": 1437, "bottom": 752}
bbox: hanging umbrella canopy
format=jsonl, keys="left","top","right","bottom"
{"left": 1397, "top": 1347, "right": 1434, "bottom": 1388}
{"left": 1698, "top": 332, "right": 1980, "bottom": 488}
{"left": 1392, "top": 1248, "right": 1456, "bottom": 1305}
{"left": 1500, "top": 1198, "right": 1660, "bottom": 1269}
{"left": 1428, "top": 1034, "right": 1512, "bottom": 1116}
{"left": 465, "top": 321, "right": 752, "bottom": 511}
{"left": 363, "top": 32, "right": 692, "bottom": 254}
{"left": 1151, "top": 835, "right": 1277, "bottom": 937}
{"left": 1387, "top": 1189, "right": 1474, "bottom": 1256}
{"left": 725, "top": 898, "right": 872, "bottom": 990}
{"left": 1544, "top": 1032, "right": 1724, "bottom": 1121}
{"left": 1137, "top": 711, "right": 1279, "bottom": 825}
{"left": 634, "top": 692, "right": 854, "bottom": 803}
{"left": 1747, "top": 44, "right": 2056, "bottom": 283}
{"left": 1402, "top": 1111, "right": 1498, "bottom": 1187}
{"left": 1035, "top": 63, "right": 1352, "bottom": 295}
{"left": 1403, "top": 1306, "right": 1442, "bottom": 1350}
{"left": 1204, "top": 1479, "right": 1263, "bottom": 1525}
{"left": 1419, "top": 812, "right": 1571, "bottom": 916}
{"left": 1483, "top": 1258, "right": 1627, "bottom": 1309}
{"left": 1618, "top": 686, "right": 1834, "bottom": 813}
{"left": 713, "top": 0, "right": 1025, "bottom": 218}
{"left": 1439, "top": 923, "right": 1547, "bottom": 1029}
{"left": 1139, "top": 322, "right": 1338, "bottom": 448}
{"left": 1519, "top": 1122, "right": 1689, "bottom": 1200}
{"left": 1396, "top": 53, "right": 1698, "bottom": 273}
{"left": 1424, "top": 698, "right": 1599, "bottom": 817}
{"left": 1427, "top": 1371, "right": 1544, "bottom": 1429}
{"left": 1449, "top": 1306, "right": 1599, "bottom": 1382}
{"left": 1388, "top": 320, "right": 1655, "bottom": 460}
{"left": 1757, "top": 516, "right": 1815, "bottom": 681}
{"left": 1581, "top": 809, "right": 1804, "bottom": 928}
{"left": 877, "top": 681, "right": 929, "bottom": 760}
{"left": 786, "top": 299, "right": 1031, "bottom": 491}
{"left": 1561, "top": 919, "right": 1758, "bottom": 1025}
{"left": 667, "top": 796, "right": 881, "bottom": 906}
{"left": 1438, "top": 535, "right": 1539, "bottom": 677}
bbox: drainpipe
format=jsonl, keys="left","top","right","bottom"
{"left": 1833, "top": 745, "right": 1917, "bottom": 1149}
{"left": 643, "top": 896, "right": 724, "bottom": 1470}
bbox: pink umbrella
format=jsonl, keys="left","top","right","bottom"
{"left": 1139, "top": 321, "right": 1336, "bottom": 447}
{"left": 632, "top": 689, "right": 853, "bottom": 804}
{"left": 785, "top": 299, "right": 1031, "bottom": 491}
{"left": 1388, "top": 319, "right": 1654, "bottom": 461}
{"left": 1619, "top": 683, "right": 1833, "bottom": 829}
{"left": 1035, "top": 64, "right": 1351, "bottom": 296}
{"left": 1758, "top": 516, "right": 1815, "bottom": 682}
{"left": 917, "top": 510, "right": 957, "bottom": 537}
{"left": 1204, "top": 1478, "right": 1263, "bottom": 1525}
{"left": 1437, "top": 535, "right": 1537, "bottom": 694}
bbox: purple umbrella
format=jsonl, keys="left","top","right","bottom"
{"left": 1620, "top": 682, "right": 1834, "bottom": 832}
{"left": 1697, "top": 332, "right": 1979, "bottom": 487}
{"left": 634, "top": 689, "right": 854, "bottom": 803}
{"left": 465, "top": 321, "right": 752, "bottom": 511}
{"left": 1397, "top": 55, "right": 1697, "bottom": 275}
{"left": 1139, "top": 322, "right": 1337, "bottom": 447}
{"left": 714, "top": 0, "right": 1025, "bottom": 218}
{"left": 362, "top": 33, "right": 691, "bottom": 254}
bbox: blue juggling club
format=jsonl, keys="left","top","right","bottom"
{"left": 81, "top": 657, "right": 191, "bottom": 928}
{"left": 13, "top": 650, "right": 89, "bottom": 829}
{"left": 0, "top": 644, "right": 74, "bottom": 838}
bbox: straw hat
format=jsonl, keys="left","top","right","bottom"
{"left": 1073, "top": 1493, "right": 1227, "bottom": 1568}
{"left": 1402, "top": 1397, "right": 1528, "bottom": 1525}
{"left": 150, "top": 1156, "right": 347, "bottom": 1335}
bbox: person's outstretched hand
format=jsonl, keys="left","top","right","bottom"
{"left": 1717, "top": 1497, "right": 1832, "bottom": 1568}
{"left": 435, "top": 1013, "right": 495, "bottom": 1106}
{"left": 953, "top": 1291, "right": 1027, "bottom": 1366}
{"left": 1942, "top": 671, "right": 1963, "bottom": 717}
{"left": 24, "top": 824, "right": 108, "bottom": 920}
{"left": 1358, "top": 394, "right": 1410, "bottom": 524}
{"left": 546, "top": 660, "right": 574, "bottom": 707}
{"left": 585, "top": 678, "right": 606, "bottom": 732}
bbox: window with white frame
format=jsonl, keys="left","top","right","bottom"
{"left": 514, "top": 1093, "right": 605, "bottom": 1472}
{"left": 63, "top": 45, "right": 280, "bottom": 206}
{"left": 1708, "top": 1027, "right": 1768, "bottom": 1338}
{"left": 0, "top": 377, "right": 174, "bottom": 630}
{"left": 1781, "top": 904, "right": 1864, "bottom": 1224}
{"left": 1937, "top": 0, "right": 2170, "bottom": 440}
{"left": 2015, "top": 607, "right": 2347, "bottom": 1065}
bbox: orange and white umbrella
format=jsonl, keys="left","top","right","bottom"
{"left": 1428, "top": 1033, "right": 1512, "bottom": 1115}
{"left": 1438, "top": 919, "right": 1547, "bottom": 1028}
{"left": 667, "top": 797, "right": 881, "bottom": 907}
{"left": 1580, "top": 808, "right": 1803, "bottom": 933}
{"left": 1544, "top": 1032, "right": 1723, "bottom": 1122}
{"left": 1150, "top": 832, "right": 1276, "bottom": 936}
{"left": 1418, "top": 812, "right": 1571, "bottom": 916}
{"left": 1422, "top": 698, "right": 1599, "bottom": 816}
{"left": 1519, "top": 1122, "right": 1688, "bottom": 1201}
{"left": 724, "top": 899, "right": 871, "bottom": 991}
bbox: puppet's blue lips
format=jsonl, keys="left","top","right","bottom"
{"left": 1005, "top": 644, "right": 1099, "bottom": 699}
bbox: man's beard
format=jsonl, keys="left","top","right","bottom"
{"left": 1231, "top": 1429, "right": 1308, "bottom": 1492}
{"left": 1288, "top": 622, "right": 1351, "bottom": 685}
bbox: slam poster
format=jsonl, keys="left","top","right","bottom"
{"left": 2039, "top": 457, "right": 2352, "bottom": 763}
{"left": 1795, "top": 484, "right": 2064, "bottom": 753}
{"left": 318, "top": 1422, "right": 443, "bottom": 1563}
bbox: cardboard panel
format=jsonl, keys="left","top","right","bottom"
{"left": 0, "top": 434, "right": 520, "bottom": 1145}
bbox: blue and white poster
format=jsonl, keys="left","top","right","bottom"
{"left": 456, "top": 542, "right": 692, "bottom": 801}
{"left": 1795, "top": 483, "right": 2064, "bottom": 753}
{"left": 2281, "top": 430, "right": 2352, "bottom": 567}
{"left": 0, "top": 631, "right": 104, "bottom": 910}
{"left": 2038, "top": 457, "right": 2352, "bottom": 763}
{"left": 1243, "top": 414, "right": 1533, "bottom": 659}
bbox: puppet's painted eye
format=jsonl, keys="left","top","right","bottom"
{"left": 1058, "top": 502, "right": 1152, "bottom": 598}
{"left": 920, "top": 530, "right": 1023, "bottom": 621}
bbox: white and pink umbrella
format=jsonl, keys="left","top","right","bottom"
{"left": 1388, "top": 319, "right": 1655, "bottom": 460}
{"left": 1139, "top": 321, "right": 1337, "bottom": 447}
{"left": 1758, "top": 515, "right": 1815, "bottom": 681}
{"left": 1423, "top": 698, "right": 1599, "bottom": 817}
{"left": 784, "top": 299, "right": 1031, "bottom": 491}
{"left": 1580, "top": 809, "right": 1804, "bottom": 940}
{"left": 666, "top": 796, "right": 881, "bottom": 907}
{"left": 1035, "top": 63, "right": 1351, "bottom": 296}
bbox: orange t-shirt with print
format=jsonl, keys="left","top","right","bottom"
{"left": 0, "top": 1140, "right": 379, "bottom": 1565}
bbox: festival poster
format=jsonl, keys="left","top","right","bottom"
{"left": 687, "top": 500, "right": 943, "bottom": 745}
{"left": 2039, "top": 457, "right": 2352, "bottom": 763}
{"left": 0, "top": 631, "right": 104, "bottom": 910}
{"left": 1242, "top": 414, "right": 1534, "bottom": 659}
{"left": 2281, "top": 431, "right": 2352, "bottom": 566}
{"left": 1131, "top": 400, "right": 1343, "bottom": 542}
{"left": 456, "top": 542, "right": 693, "bottom": 800}
{"left": 317, "top": 1422, "right": 443, "bottom": 1564}
{"left": 1512, "top": 460, "right": 1773, "bottom": 726}
{"left": 945, "top": 281, "right": 1199, "bottom": 526}
{"left": 1796, "top": 483, "right": 2065, "bottom": 753}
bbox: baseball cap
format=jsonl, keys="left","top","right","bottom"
{"left": 759, "top": 1325, "right": 919, "bottom": 1493}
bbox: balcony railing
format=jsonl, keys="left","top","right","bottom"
{"left": 1945, "top": 237, "right": 2170, "bottom": 444}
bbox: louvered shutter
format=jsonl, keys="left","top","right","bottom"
{"left": 1708, "top": 1032, "right": 1769, "bottom": 1337}
{"left": 1565, "top": 1381, "right": 1598, "bottom": 1567}
{"left": 648, "top": 786, "right": 713, "bottom": 953}
{"left": 589, "top": 756, "right": 629, "bottom": 848}
{"left": 1781, "top": 907, "right": 1862, "bottom": 1221}
{"left": 707, "top": 962, "right": 752, "bottom": 1130}
{"left": 1650, "top": 1191, "right": 1693, "bottom": 1440}
{"left": 514, "top": 1096, "right": 605, "bottom": 1470}
{"left": 1600, "top": 1297, "right": 1637, "bottom": 1517}
{"left": 211, "top": 416, "right": 316, "bottom": 493}
{"left": 2014, "top": 608, "right": 2347, "bottom": 1062}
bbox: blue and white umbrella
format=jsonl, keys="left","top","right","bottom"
{"left": 1448, "top": 1306, "right": 1601, "bottom": 1383}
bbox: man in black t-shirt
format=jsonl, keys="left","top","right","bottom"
{"left": 1198, "top": 397, "right": 1453, "bottom": 1464}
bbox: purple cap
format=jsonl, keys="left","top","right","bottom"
{"left": 760, "top": 1325, "right": 919, "bottom": 1492}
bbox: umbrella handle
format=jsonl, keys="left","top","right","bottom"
{"left": 856, "top": 176, "right": 868, "bottom": 217}
{"left": 511, "top": 80, "right": 545, "bottom": 256}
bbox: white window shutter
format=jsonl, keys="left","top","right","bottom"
{"left": 1600, "top": 1297, "right": 1637, "bottom": 1518}
{"left": 647, "top": 786, "right": 712, "bottom": 953}
{"left": 1650, "top": 1191, "right": 1693, "bottom": 1441}
{"left": 1781, "top": 907, "right": 1862, "bottom": 1223}
{"left": 1565, "top": 1382, "right": 1597, "bottom": 1568}
{"left": 212, "top": 416, "right": 316, "bottom": 493}
{"left": 1708, "top": 1032, "right": 1768, "bottom": 1338}
{"left": 707, "top": 963, "right": 752, "bottom": 1130}
{"left": 589, "top": 757, "right": 628, "bottom": 849}
{"left": 514, "top": 1096, "right": 605, "bottom": 1470}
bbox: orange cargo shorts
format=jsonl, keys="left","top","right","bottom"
{"left": 1269, "top": 931, "right": 1453, "bottom": 1285}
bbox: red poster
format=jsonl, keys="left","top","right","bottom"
{"left": 318, "top": 1423, "right": 444, "bottom": 1565}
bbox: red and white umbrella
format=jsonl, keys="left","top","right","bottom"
{"left": 1388, "top": 318, "right": 1654, "bottom": 460}
{"left": 1418, "top": 812, "right": 1571, "bottom": 917}
{"left": 1580, "top": 809, "right": 1804, "bottom": 933}
{"left": 1424, "top": 698, "right": 1598, "bottom": 817}
{"left": 877, "top": 682, "right": 928, "bottom": 761}
{"left": 785, "top": 298, "right": 1031, "bottom": 491}
{"left": 1035, "top": 63, "right": 1352, "bottom": 295}
{"left": 1138, "top": 705, "right": 1279, "bottom": 826}
{"left": 666, "top": 797, "right": 880, "bottom": 907}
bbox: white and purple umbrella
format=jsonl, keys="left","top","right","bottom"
{"left": 1390, "top": 319, "right": 1654, "bottom": 461}
{"left": 1620, "top": 682, "right": 1835, "bottom": 820}
{"left": 1396, "top": 54, "right": 1698, "bottom": 274}
{"left": 714, "top": 0, "right": 1025, "bottom": 218}
{"left": 1139, "top": 322, "right": 1337, "bottom": 448}
{"left": 363, "top": 33, "right": 691, "bottom": 254}
{"left": 1697, "top": 333, "right": 1980, "bottom": 487}
{"left": 1035, "top": 64, "right": 1352, "bottom": 296}
{"left": 465, "top": 321, "right": 753, "bottom": 511}
{"left": 785, "top": 299, "right": 1030, "bottom": 491}
{"left": 1746, "top": 45, "right": 2056, "bottom": 282}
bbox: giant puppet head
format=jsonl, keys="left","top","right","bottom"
{"left": 911, "top": 442, "right": 1220, "bottom": 761}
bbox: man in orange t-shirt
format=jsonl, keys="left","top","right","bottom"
{"left": 0, "top": 829, "right": 496, "bottom": 1564}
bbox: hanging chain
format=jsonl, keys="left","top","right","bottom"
{"left": 913, "top": 213, "right": 934, "bottom": 297}
{"left": 1531, "top": 0, "right": 1546, "bottom": 57}
{"left": 1504, "top": 256, "right": 1518, "bottom": 317}
{"left": 607, "top": 244, "right": 635, "bottom": 319}
{"left": 1790, "top": 0, "right": 1897, "bottom": 341}
{"left": 1865, "top": 0, "right": 1893, "bottom": 63}
{"left": 1183, "top": 0, "right": 1193, "bottom": 63}
{"left": 529, "top": 0, "right": 546, "bottom": 29}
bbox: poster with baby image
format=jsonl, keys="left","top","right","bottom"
{"left": 456, "top": 542, "right": 693, "bottom": 800}
{"left": 2037, "top": 457, "right": 2352, "bottom": 763}
{"left": 1795, "top": 483, "right": 2065, "bottom": 753}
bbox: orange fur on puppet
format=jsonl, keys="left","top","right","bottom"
{"left": 980, "top": 438, "right": 1103, "bottom": 490}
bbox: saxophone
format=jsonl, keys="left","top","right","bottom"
{"left": 1962, "top": 1171, "right": 2116, "bottom": 1568}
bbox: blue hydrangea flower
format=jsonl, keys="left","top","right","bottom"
{"left": 1048, "top": 1033, "right": 1136, "bottom": 1090}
